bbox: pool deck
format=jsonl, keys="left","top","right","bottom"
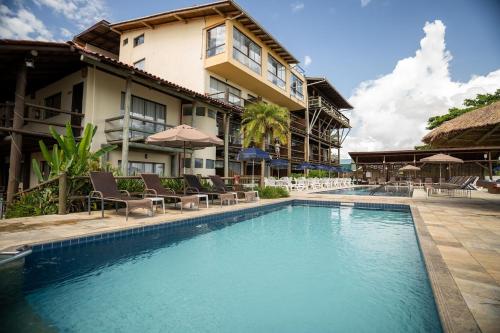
{"left": 1, "top": 188, "right": 499, "bottom": 333}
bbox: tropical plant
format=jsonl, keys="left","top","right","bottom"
{"left": 257, "top": 186, "right": 289, "bottom": 199}
{"left": 241, "top": 102, "right": 289, "bottom": 148}
{"left": 426, "top": 89, "right": 500, "bottom": 129}
{"left": 6, "top": 185, "right": 58, "bottom": 218}
{"left": 32, "top": 123, "right": 116, "bottom": 181}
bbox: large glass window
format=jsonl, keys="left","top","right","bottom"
{"left": 207, "top": 25, "right": 225, "bottom": 57}
{"left": 120, "top": 93, "right": 166, "bottom": 136}
{"left": 209, "top": 77, "right": 242, "bottom": 106}
{"left": 233, "top": 27, "right": 261, "bottom": 74}
{"left": 206, "top": 159, "right": 215, "bottom": 169}
{"left": 267, "top": 55, "right": 286, "bottom": 89}
{"left": 291, "top": 74, "right": 304, "bottom": 100}
{"left": 194, "top": 158, "right": 203, "bottom": 168}
{"left": 118, "top": 160, "right": 164, "bottom": 176}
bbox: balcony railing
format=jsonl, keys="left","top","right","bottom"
{"left": 105, "top": 114, "right": 171, "bottom": 143}
{"left": 309, "top": 96, "right": 350, "bottom": 128}
{"left": 0, "top": 102, "right": 84, "bottom": 136}
{"left": 267, "top": 71, "right": 286, "bottom": 89}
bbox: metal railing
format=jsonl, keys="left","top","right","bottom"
{"left": 104, "top": 114, "right": 172, "bottom": 143}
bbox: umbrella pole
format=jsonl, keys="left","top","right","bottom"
{"left": 439, "top": 163, "right": 442, "bottom": 184}
{"left": 252, "top": 159, "right": 255, "bottom": 188}
{"left": 183, "top": 142, "right": 186, "bottom": 194}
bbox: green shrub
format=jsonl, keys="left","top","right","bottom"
{"left": 257, "top": 186, "right": 289, "bottom": 199}
{"left": 117, "top": 178, "right": 144, "bottom": 193}
{"left": 6, "top": 186, "right": 58, "bottom": 218}
{"left": 161, "top": 178, "right": 183, "bottom": 192}
{"left": 307, "top": 170, "right": 330, "bottom": 178}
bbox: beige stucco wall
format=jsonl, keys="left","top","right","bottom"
{"left": 107, "top": 150, "right": 173, "bottom": 177}
{"left": 118, "top": 19, "right": 206, "bottom": 93}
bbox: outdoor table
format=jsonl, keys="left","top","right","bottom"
{"left": 147, "top": 197, "right": 165, "bottom": 214}
{"left": 194, "top": 194, "right": 209, "bottom": 208}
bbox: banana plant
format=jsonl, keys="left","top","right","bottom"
{"left": 32, "top": 123, "right": 117, "bottom": 182}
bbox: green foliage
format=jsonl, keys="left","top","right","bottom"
{"left": 32, "top": 123, "right": 116, "bottom": 181}
{"left": 427, "top": 89, "right": 500, "bottom": 129}
{"left": 6, "top": 186, "right": 58, "bottom": 218}
{"left": 307, "top": 170, "right": 330, "bottom": 178}
{"left": 161, "top": 178, "right": 183, "bottom": 192}
{"left": 257, "top": 186, "right": 289, "bottom": 199}
{"left": 241, "top": 102, "right": 289, "bottom": 148}
{"left": 116, "top": 179, "right": 144, "bottom": 193}
{"left": 414, "top": 144, "right": 432, "bottom": 150}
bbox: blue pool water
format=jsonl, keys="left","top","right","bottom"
{"left": 1, "top": 204, "right": 441, "bottom": 332}
{"left": 320, "top": 185, "right": 413, "bottom": 197}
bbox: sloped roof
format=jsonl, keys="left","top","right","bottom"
{"left": 73, "top": 20, "right": 120, "bottom": 55}
{"left": 423, "top": 101, "right": 500, "bottom": 147}
{"left": 110, "top": 0, "right": 299, "bottom": 64}
{"left": 306, "top": 77, "right": 353, "bottom": 110}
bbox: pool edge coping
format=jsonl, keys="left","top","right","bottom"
{"left": 410, "top": 205, "right": 480, "bottom": 333}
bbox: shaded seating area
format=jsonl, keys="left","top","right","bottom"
{"left": 140, "top": 173, "right": 200, "bottom": 212}
{"left": 88, "top": 172, "right": 153, "bottom": 221}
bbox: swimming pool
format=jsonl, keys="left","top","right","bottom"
{"left": 320, "top": 185, "right": 413, "bottom": 197}
{"left": 0, "top": 202, "right": 441, "bottom": 332}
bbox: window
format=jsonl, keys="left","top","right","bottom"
{"left": 120, "top": 93, "right": 167, "bottom": 137}
{"left": 215, "top": 160, "right": 224, "bottom": 169}
{"left": 133, "top": 58, "right": 145, "bottom": 70}
{"left": 195, "top": 158, "right": 203, "bottom": 168}
{"left": 232, "top": 27, "right": 261, "bottom": 74}
{"left": 291, "top": 74, "right": 304, "bottom": 100}
{"left": 183, "top": 158, "right": 191, "bottom": 168}
{"left": 118, "top": 160, "right": 164, "bottom": 176}
{"left": 182, "top": 105, "right": 193, "bottom": 116}
{"left": 133, "top": 34, "right": 144, "bottom": 47}
{"left": 206, "top": 25, "right": 225, "bottom": 57}
{"left": 195, "top": 107, "right": 206, "bottom": 116}
{"left": 44, "top": 92, "right": 62, "bottom": 118}
{"left": 206, "top": 159, "right": 215, "bottom": 169}
{"left": 207, "top": 109, "right": 216, "bottom": 118}
{"left": 209, "top": 77, "right": 242, "bottom": 106}
{"left": 267, "top": 55, "right": 286, "bottom": 89}
{"left": 123, "top": 38, "right": 128, "bottom": 46}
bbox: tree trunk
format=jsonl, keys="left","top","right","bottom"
{"left": 260, "top": 140, "right": 266, "bottom": 187}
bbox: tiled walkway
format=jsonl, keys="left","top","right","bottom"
{"left": 1, "top": 189, "right": 499, "bottom": 332}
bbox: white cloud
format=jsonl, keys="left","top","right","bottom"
{"left": 343, "top": 20, "right": 500, "bottom": 158}
{"left": 0, "top": 5, "right": 53, "bottom": 40}
{"left": 304, "top": 55, "right": 312, "bottom": 66}
{"left": 60, "top": 27, "right": 73, "bottom": 38}
{"left": 34, "top": 0, "right": 108, "bottom": 28}
{"left": 291, "top": 2, "right": 304, "bottom": 12}
{"left": 361, "top": 0, "right": 372, "bottom": 7}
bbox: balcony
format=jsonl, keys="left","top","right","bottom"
{"left": 309, "top": 96, "right": 350, "bottom": 128}
{"left": 0, "top": 102, "right": 84, "bottom": 137}
{"left": 105, "top": 115, "right": 171, "bottom": 143}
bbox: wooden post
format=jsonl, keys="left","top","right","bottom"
{"left": 120, "top": 77, "right": 132, "bottom": 176}
{"left": 223, "top": 113, "right": 229, "bottom": 177}
{"left": 287, "top": 121, "right": 292, "bottom": 176}
{"left": 488, "top": 151, "right": 493, "bottom": 180}
{"left": 7, "top": 63, "right": 27, "bottom": 203}
{"left": 58, "top": 172, "right": 67, "bottom": 215}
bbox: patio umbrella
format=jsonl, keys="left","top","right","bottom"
{"left": 419, "top": 153, "right": 463, "bottom": 184}
{"left": 146, "top": 124, "right": 223, "bottom": 175}
{"left": 237, "top": 147, "right": 271, "bottom": 186}
{"left": 399, "top": 165, "right": 421, "bottom": 180}
{"left": 294, "top": 162, "right": 317, "bottom": 171}
{"left": 269, "top": 159, "right": 289, "bottom": 178}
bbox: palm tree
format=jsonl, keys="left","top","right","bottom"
{"left": 241, "top": 102, "right": 289, "bottom": 179}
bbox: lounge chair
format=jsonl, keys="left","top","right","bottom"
{"left": 425, "top": 176, "right": 476, "bottom": 198}
{"left": 209, "top": 175, "right": 259, "bottom": 202}
{"left": 88, "top": 172, "right": 153, "bottom": 221}
{"left": 140, "top": 173, "right": 200, "bottom": 212}
{"left": 184, "top": 174, "right": 224, "bottom": 203}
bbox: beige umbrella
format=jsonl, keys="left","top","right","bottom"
{"left": 398, "top": 165, "right": 421, "bottom": 172}
{"left": 146, "top": 124, "right": 223, "bottom": 175}
{"left": 419, "top": 153, "right": 463, "bottom": 184}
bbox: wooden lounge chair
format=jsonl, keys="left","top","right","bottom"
{"left": 425, "top": 176, "right": 476, "bottom": 198}
{"left": 209, "top": 175, "right": 259, "bottom": 203}
{"left": 88, "top": 172, "right": 153, "bottom": 221}
{"left": 140, "top": 173, "right": 200, "bottom": 212}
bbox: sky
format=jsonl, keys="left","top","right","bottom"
{"left": 1, "top": 0, "right": 499, "bottom": 158}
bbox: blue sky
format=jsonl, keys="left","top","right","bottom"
{"left": 1, "top": 0, "right": 499, "bottom": 154}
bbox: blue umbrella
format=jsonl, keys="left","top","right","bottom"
{"left": 237, "top": 147, "right": 271, "bottom": 185}
{"left": 294, "top": 162, "right": 317, "bottom": 171}
{"left": 269, "top": 159, "right": 289, "bottom": 178}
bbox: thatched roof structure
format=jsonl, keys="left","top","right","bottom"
{"left": 423, "top": 101, "right": 500, "bottom": 147}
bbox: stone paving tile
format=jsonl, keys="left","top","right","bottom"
{"left": 461, "top": 292, "right": 500, "bottom": 333}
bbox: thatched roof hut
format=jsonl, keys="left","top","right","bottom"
{"left": 423, "top": 101, "right": 500, "bottom": 147}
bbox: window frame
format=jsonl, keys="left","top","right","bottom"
{"left": 133, "top": 58, "right": 145, "bottom": 70}
{"left": 267, "top": 55, "right": 286, "bottom": 89}
{"left": 123, "top": 38, "right": 128, "bottom": 46}
{"left": 133, "top": 34, "right": 144, "bottom": 47}
{"left": 120, "top": 92, "right": 167, "bottom": 136}
{"left": 209, "top": 77, "right": 242, "bottom": 106}
{"left": 206, "top": 24, "right": 226, "bottom": 57}
{"left": 118, "top": 160, "right": 165, "bottom": 176}
{"left": 290, "top": 74, "right": 304, "bottom": 100}
{"left": 232, "top": 27, "right": 262, "bottom": 74}
{"left": 194, "top": 158, "right": 203, "bottom": 168}
{"left": 205, "top": 159, "right": 215, "bottom": 169}
{"left": 43, "top": 92, "right": 62, "bottom": 119}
